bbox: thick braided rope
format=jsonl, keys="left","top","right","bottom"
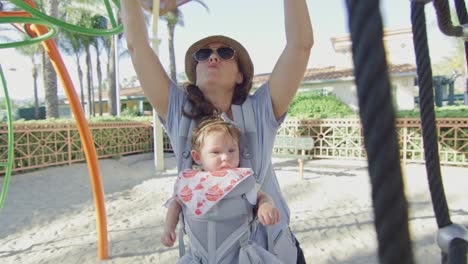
{"left": 449, "top": 238, "right": 468, "bottom": 263}
{"left": 454, "top": 0, "right": 468, "bottom": 81}
{"left": 433, "top": 0, "right": 464, "bottom": 36}
{"left": 345, "top": 1, "right": 414, "bottom": 263}
{"left": 454, "top": 0, "right": 468, "bottom": 25}
{"left": 411, "top": 1, "right": 452, "bottom": 228}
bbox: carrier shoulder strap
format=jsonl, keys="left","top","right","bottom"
{"left": 233, "top": 97, "right": 275, "bottom": 188}
{"left": 177, "top": 104, "right": 196, "bottom": 257}
{"left": 177, "top": 105, "right": 196, "bottom": 171}
{"left": 232, "top": 98, "right": 258, "bottom": 182}
{"left": 233, "top": 98, "right": 276, "bottom": 255}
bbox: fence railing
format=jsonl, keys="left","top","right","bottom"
{"left": 1, "top": 118, "right": 466, "bottom": 174}
{"left": 0, "top": 122, "right": 153, "bottom": 174}
{"left": 277, "top": 118, "right": 467, "bottom": 165}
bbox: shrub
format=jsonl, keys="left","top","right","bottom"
{"left": 121, "top": 106, "right": 142, "bottom": 117}
{"left": 288, "top": 93, "right": 357, "bottom": 118}
{"left": 397, "top": 105, "right": 468, "bottom": 118}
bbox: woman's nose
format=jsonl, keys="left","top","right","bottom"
{"left": 209, "top": 53, "right": 220, "bottom": 62}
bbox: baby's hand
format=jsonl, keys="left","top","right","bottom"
{"left": 257, "top": 203, "right": 280, "bottom": 226}
{"left": 160, "top": 228, "right": 176, "bottom": 247}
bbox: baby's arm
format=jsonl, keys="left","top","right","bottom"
{"left": 257, "top": 191, "right": 280, "bottom": 225}
{"left": 160, "top": 201, "right": 182, "bottom": 247}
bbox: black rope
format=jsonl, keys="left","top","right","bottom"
{"left": 411, "top": 1, "right": 452, "bottom": 228}
{"left": 454, "top": 0, "right": 468, "bottom": 100}
{"left": 433, "top": 0, "right": 465, "bottom": 36}
{"left": 449, "top": 238, "right": 468, "bottom": 264}
{"left": 345, "top": 1, "right": 414, "bottom": 263}
{"left": 454, "top": 0, "right": 468, "bottom": 23}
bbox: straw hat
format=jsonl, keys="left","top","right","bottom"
{"left": 184, "top": 35, "right": 254, "bottom": 86}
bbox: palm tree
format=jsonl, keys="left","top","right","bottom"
{"left": 83, "top": 33, "right": 95, "bottom": 117}
{"left": 15, "top": 44, "right": 43, "bottom": 119}
{"left": 60, "top": 10, "right": 94, "bottom": 115}
{"left": 106, "top": 32, "right": 119, "bottom": 116}
{"left": 91, "top": 15, "right": 108, "bottom": 116}
{"left": 61, "top": 0, "right": 120, "bottom": 116}
{"left": 65, "top": 11, "right": 95, "bottom": 117}
{"left": 43, "top": 0, "right": 59, "bottom": 118}
{"left": 58, "top": 30, "right": 87, "bottom": 111}
{"left": 103, "top": 14, "right": 129, "bottom": 117}
{"left": 162, "top": 0, "right": 209, "bottom": 82}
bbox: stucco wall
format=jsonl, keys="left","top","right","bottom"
{"left": 301, "top": 75, "right": 416, "bottom": 111}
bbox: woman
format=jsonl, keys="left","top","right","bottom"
{"left": 121, "top": 0, "right": 313, "bottom": 263}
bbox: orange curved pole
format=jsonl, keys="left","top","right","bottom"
{"left": 0, "top": 11, "right": 31, "bottom": 17}
{"left": 12, "top": 0, "right": 109, "bottom": 259}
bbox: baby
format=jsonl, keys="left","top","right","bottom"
{"left": 161, "top": 115, "right": 280, "bottom": 247}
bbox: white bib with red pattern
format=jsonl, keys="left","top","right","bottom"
{"left": 168, "top": 168, "right": 255, "bottom": 216}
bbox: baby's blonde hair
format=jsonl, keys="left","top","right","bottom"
{"left": 191, "top": 115, "right": 240, "bottom": 152}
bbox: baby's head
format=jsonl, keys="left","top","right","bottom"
{"left": 191, "top": 116, "right": 241, "bottom": 171}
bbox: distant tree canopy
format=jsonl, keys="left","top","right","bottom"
{"left": 433, "top": 39, "right": 466, "bottom": 77}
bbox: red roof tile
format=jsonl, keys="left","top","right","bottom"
{"left": 119, "top": 64, "right": 417, "bottom": 97}
{"left": 252, "top": 63, "right": 416, "bottom": 86}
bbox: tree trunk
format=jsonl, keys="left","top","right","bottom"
{"left": 76, "top": 56, "right": 85, "bottom": 112}
{"left": 167, "top": 21, "right": 177, "bottom": 82}
{"left": 86, "top": 46, "right": 94, "bottom": 117}
{"left": 43, "top": 0, "right": 59, "bottom": 119}
{"left": 107, "top": 35, "right": 117, "bottom": 116}
{"left": 43, "top": 50, "right": 59, "bottom": 118}
{"left": 32, "top": 63, "right": 39, "bottom": 119}
{"left": 96, "top": 46, "right": 103, "bottom": 116}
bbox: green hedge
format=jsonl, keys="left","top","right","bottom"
{"left": 397, "top": 105, "right": 468, "bottom": 118}
{"left": 10, "top": 116, "right": 152, "bottom": 124}
{"left": 288, "top": 93, "right": 357, "bottom": 118}
{"left": 288, "top": 93, "right": 467, "bottom": 119}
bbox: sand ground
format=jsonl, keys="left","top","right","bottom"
{"left": 0, "top": 153, "right": 466, "bottom": 264}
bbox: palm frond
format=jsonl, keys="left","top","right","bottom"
{"left": 192, "top": 0, "right": 209, "bottom": 12}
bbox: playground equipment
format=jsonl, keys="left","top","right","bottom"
{"left": 0, "top": 0, "right": 191, "bottom": 260}
{"left": 0, "top": 66, "right": 14, "bottom": 212}
{"left": 1, "top": 0, "right": 467, "bottom": 263}
{"left": 346, "top": 0, "right": 467, "bottom": 263}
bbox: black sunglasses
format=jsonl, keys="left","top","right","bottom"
{"left": 193, "top": 47, "right": 236, "bottom": 62}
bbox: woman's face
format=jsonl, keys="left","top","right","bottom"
{"left": 195, "top": 42, "right": 244, "bottom": 93}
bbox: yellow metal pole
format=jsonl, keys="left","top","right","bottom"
{"left": 151, "top": 0, "right": 165, "bottom": 172}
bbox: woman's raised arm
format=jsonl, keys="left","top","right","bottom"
{"left": 121, "top": 0, "right": 171, "bottom": 120}
{"left": 269, "top": 0, "right": 314, "bottom": 120}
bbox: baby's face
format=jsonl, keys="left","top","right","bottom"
{"left": 198, "top": 131, "right": 240, "bottom": 171}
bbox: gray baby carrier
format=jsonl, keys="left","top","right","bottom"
{"left": 175, "top": 98, "right": 294, "bottom": 264}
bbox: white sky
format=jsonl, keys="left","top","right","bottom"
{"left": 0, "top": 0, "right": 460, "bottom": 100}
